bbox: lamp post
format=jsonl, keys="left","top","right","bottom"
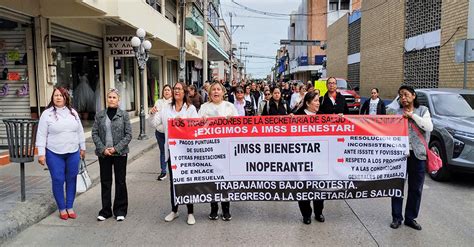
{"left": 131, "top": 28, "right": 152, "bottom": 140}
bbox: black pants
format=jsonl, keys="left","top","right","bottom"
{"left": 298, "top": 200, "right": 324, "bottom": 218}
{"left": 99, "top": 155, "right": 128, "bottom": 217}
{"left": 391, "top": 151, "right": 425, "bottom": 222}
{"left": 210, "top": 202, "right": 230, "bottom": 214}
{"left": 168, "top": 159, "right": 193, "bottom": 213}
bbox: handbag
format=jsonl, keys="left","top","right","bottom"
{"left": 410, "top": 122, "right": 442, "bottom": 173}
{"left": 77, "top": 159, "right": 92, "bottom": 193}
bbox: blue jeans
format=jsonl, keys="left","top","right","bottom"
{"left": 155, "top": 130, "right": 167, "bottom": 174}
{"left": 391, "top": 151, "right": 425, "bottom": 222}
{"left": 45, "top": 149, "right": 80, "bottom": 211}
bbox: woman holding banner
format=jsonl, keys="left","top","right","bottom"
{"left": 151, "top": 82, "right": 199, "bottom": 225}
{"left": 198, "top": 82, "right": 239, "bottom": 221}
{"left": 390, "top": 85, "right": 432, "bottom": 231}
{"left": 293, "top": 91, "right": 325, "bottom": 224}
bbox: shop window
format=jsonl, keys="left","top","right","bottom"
{"left": 114, "top": 57, "right": 136, "bottom": 111}
{"left": 52, "top": 37, "right": 101, "bottom": 121}
{"left": 147, "top": 57, "right": 162, "bottom": 107}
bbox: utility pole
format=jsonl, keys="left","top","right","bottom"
{"left": 229, "top": 12, "right": 244, "bottom": 82}
{"left": 203, "top": 0, "right": 209, "bottom": 84}
{"left": 239, "top": 41, "right": 249, "bottom": 80}
{"left": 178, "top": 0, "right": 186, "bottom": 83}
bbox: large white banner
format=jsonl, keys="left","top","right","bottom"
{"left": 168, "top": 115, "right": 409, "bottom": 204}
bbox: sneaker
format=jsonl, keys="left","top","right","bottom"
{"left": 164, "top": 212, "right": 179, "bottom": 222}
{"left": 97, "top": 215, "right": 106, "bottom": 221}
{"left": 222, "top": 212, "right": 232, "bottom": 221}
{"left": 157, "top": 173, "right": 167, "bottom": 181}
{"left": 208, "top": 211, "right": 218, "bottom": 220}
{"left": 116, "top": 216, "right": 125, "bottom": 221}
{"left": 187, "top": 214, "right": 196, "bottom": 225}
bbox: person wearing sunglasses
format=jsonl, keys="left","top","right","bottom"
{"left": 257, "top": 89, "right": 272, "bottom": 116}
{"left": 233, "top": 86, "right": 255, "bottom": 116}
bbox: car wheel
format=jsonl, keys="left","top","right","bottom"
{"left": 428, "top": 140, "right": 450, "bottom": 181}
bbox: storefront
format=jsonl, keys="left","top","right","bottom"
{"left": 147, "top": 56, "right": 163, "bottom": 107}
{"left": 0, "top": 9, "right": 35, "bottom": 146}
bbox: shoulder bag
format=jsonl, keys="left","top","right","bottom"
{"left": 76, "top": 159, "right": 92, "bottom": 193}
{"left": 409, "top": 122, "right": 442, "bottom": 173}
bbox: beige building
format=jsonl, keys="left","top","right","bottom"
{"left": 0, "top": 0, "right": 203, "bottom": 146}
{"left": 327, "top": 0, "right": 474, "bottom": 99}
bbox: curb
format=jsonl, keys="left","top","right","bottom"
{"left": 0, "top": 141, "right": 157, "bottom": 245}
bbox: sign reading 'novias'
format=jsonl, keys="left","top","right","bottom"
{"left": 105, "top": 35, "right": 134, "bottom": 57}
{"left": 168, "top": 115, "right": 409, "bottom": 204}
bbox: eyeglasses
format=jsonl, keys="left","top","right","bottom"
{"left": 265, "top": 93, "right": 270, "bottom": 96}
{"left": 236, "top": 91, "right": 244, "bottom": 94}
{"left": 174, "top": 87, "right": 184, "bottom": 91}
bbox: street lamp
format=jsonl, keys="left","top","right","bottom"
{"left": 131, "top": 28, "right": 152, "bottom": 140}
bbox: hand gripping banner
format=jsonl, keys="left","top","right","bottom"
{"left": 168, "top": 115, "right": 409, "bottom": 204}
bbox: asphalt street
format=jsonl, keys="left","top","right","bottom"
{"left": 4, "top": 148, "right": 474, "bottom": 247}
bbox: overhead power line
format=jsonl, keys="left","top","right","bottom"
{"left": 230, "top": 0, "right": 390, "bottom": 17}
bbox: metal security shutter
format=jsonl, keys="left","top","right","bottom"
{"left": 51, "top": 23, "right": 103, "bottom": 48}
{"left": 0, "top": 28, "right": 31, "bottom": 146}
{"left": 0, "top": 7, "right": 32, "bottom": 24}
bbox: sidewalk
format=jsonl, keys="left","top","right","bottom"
{"left": 0, "top": 118, "right": 158, "bottom": 244}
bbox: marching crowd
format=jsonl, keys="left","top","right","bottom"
{"left": 35, "top": 77, "right": 432, "bottom": 231}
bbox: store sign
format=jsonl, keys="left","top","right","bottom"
{"left": 105, "top": 35, "right": 134, "bottom": 57}
{"left": 186, "top": 40, "right": 201, "bottom": 57}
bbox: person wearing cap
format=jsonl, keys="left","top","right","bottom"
{"left": 92, "top": 88, "right": 132, "bottom": 222}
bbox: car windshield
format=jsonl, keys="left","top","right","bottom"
{"left": 336, "top": 79, "right": 350, "bottom": 89}
{"left": 431, "top": 94, "right": 474, "bottom": 117}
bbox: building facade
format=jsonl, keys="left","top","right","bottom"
{"left": 327, "top": 0, "right": 474, "bottom": 99}
{"left": 0, "top": 0, "right": 204, "bottom": 146}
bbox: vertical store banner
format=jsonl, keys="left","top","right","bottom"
{"left": 168, "top": 115, "right": 409, "bottom": 204}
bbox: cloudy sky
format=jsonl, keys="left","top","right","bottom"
{"left": 220, "top": 0, "right": 300, "bottom": 79}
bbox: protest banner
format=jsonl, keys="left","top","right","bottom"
{"left": 168, "top": 115, "right": 409, "bottom": 204}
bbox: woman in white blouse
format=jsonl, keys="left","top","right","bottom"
{"left": 150, "top": 84, "right": 172, "bottom": 180}
{"left": 198, "top": 82, "right": 238, "bottom": 221}
{"left": 36, "top": 87, "right": 86, "bottom": 220}
{"left": 151, "top": 82, "right": 199, "bottom": 225}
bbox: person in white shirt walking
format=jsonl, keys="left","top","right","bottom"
{"left": 198, "top": 82, "right": 238, "bottom": 221}
{"left": 150, "top": 84, "right": 172, "bottom": 180}
{"left": 360, "top": 88, "right": 386, "bottom": 115}
{"left": 36, "top": 87, "right": 86, "bottom": 220}
{"left": 152, "top": 82, "right": 199, "bottom": 225}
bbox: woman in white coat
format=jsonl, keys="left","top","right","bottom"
{"left": 198, "top": 82, "right": 238, "bottom": 221}
{"left": 151, "top": 82, "right": 198, "bottom": 225}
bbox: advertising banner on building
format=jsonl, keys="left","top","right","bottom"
{"left": 105, "top": 35, "right": 134, "bottom": 57}
{"left": 168, "top": 115, "right": 409, "bottom": 204}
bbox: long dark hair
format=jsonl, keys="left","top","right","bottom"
{"left": 398, "top": 85, "right": 419, "bottom": 108}
{"left": 171, "top": 81, "right": 191, "bottom": 108}
{"left": 47, "top": 87, "right": 77, "bottom": 120}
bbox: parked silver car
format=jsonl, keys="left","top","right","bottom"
{"left": 387, "top": 88, "right": 474, "bottom": 181}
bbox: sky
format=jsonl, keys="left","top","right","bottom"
{"left": 220, "top": 0, "right": 300, "bottom": 79}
